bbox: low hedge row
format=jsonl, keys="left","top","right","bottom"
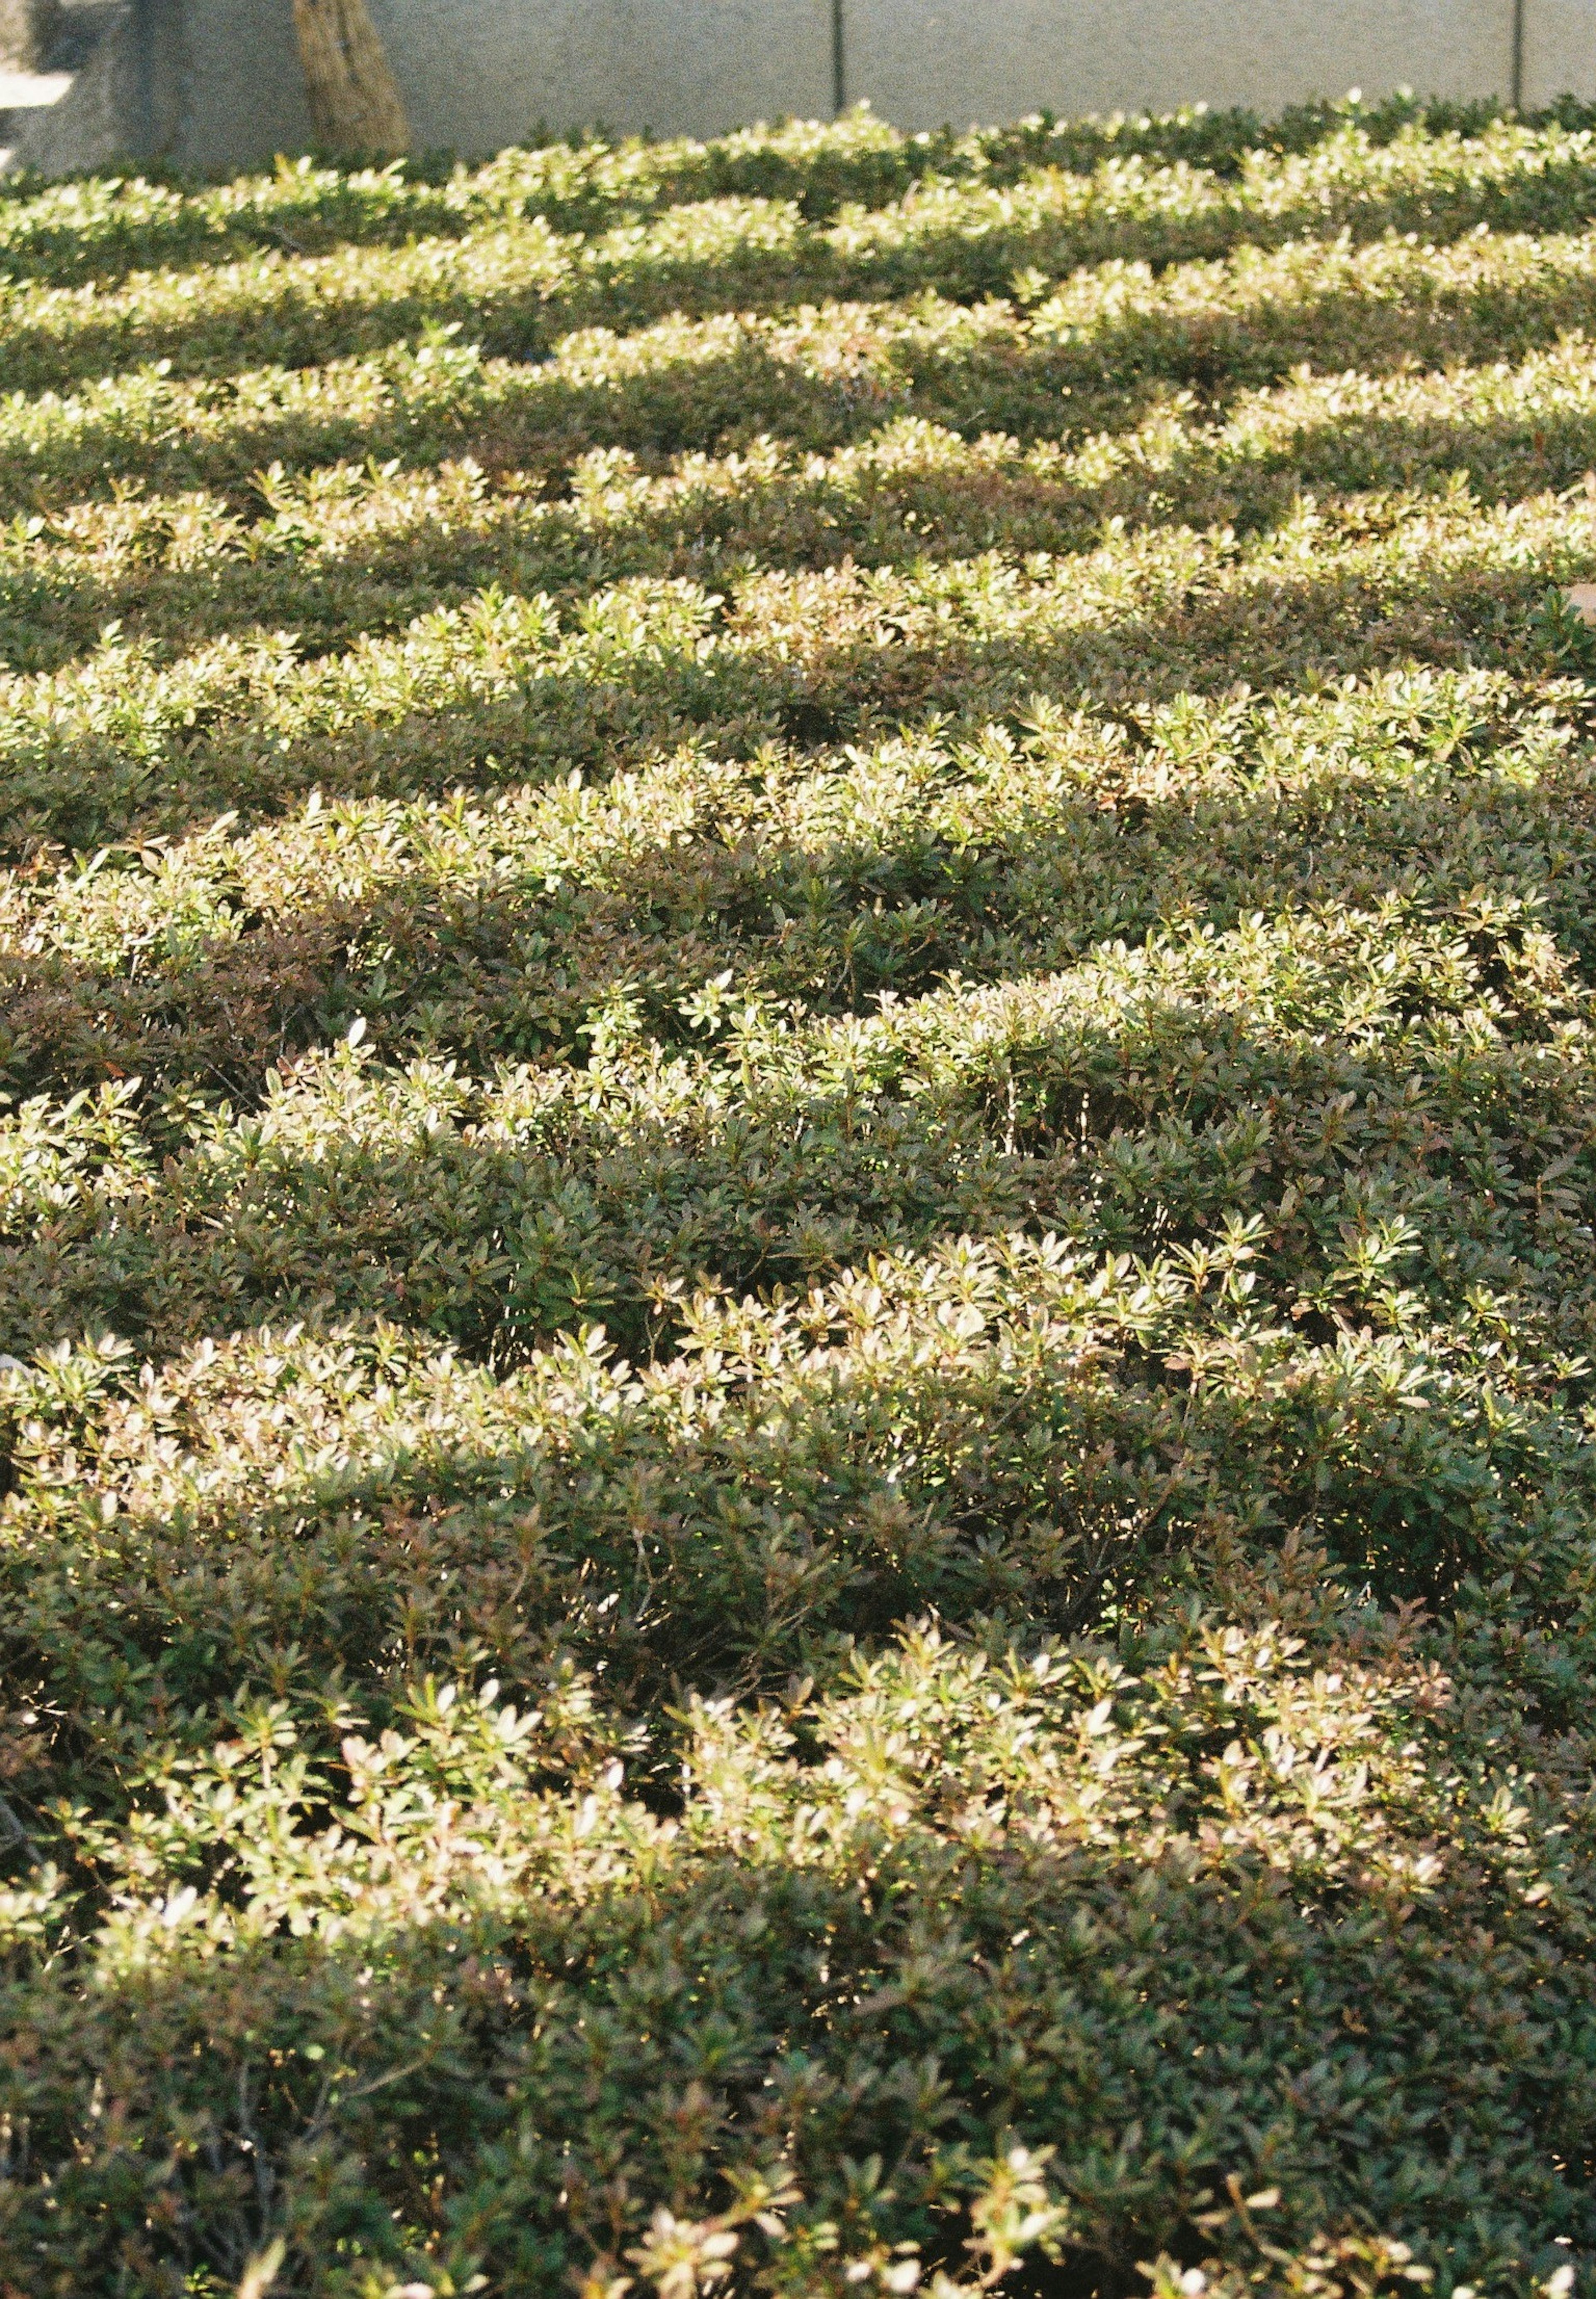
{"left": 1, "top": 95, "right": 1595, "bottom": 2299}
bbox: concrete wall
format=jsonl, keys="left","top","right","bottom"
{"left": 1524, "top": 0, "right": 1596, "bottom": 108}
{"left": 177, "top": 0, "right": 837, "bottom": 173}
{"left": 20, "top": 0, "right": 1596, "bottom": 179}
{"left": 848, "top": 0, "right": 1567, "bottom": 130}
{"left": 171, "top": 0, "right": 1596, "bottom": 173}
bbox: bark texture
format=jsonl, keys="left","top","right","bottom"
{"left": 291, "top": 0, "right": 409, "bottom": 154}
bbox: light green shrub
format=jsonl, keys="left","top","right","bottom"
{"left": 1, "top": 93, "right": 1596, "bottom": 2299}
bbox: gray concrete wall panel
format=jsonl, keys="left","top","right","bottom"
{"left": 177, "top": 0, "right": 306, "bottom": 171}
{"left": 175, "top": 0, "right": 835, "bottom": 172}
{"left": 1523, "top": 0, "right": 1596, "bottom": 105}
{"left": 372, "top": 0, "right": 834, "bottom": 147}
{"left": 844, "top": 0, "right": 1515, "bottom": 129}
{"left": 179, "top": 0, "right": 1596, "bottom": 172}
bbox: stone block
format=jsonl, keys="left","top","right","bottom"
{"left": 0, "top": 0, "right": 60, "bottom": 70}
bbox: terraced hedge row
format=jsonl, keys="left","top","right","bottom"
{"left": 4, "top": 92, "right": 1596, "bottom": 2299}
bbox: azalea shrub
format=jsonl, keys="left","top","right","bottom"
{"left": 2, "top": 89, "right": 1596, "bottom": 2299}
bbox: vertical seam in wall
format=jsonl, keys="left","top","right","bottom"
{"left": 832, "top": 0, "right": 846, "bottom": 115}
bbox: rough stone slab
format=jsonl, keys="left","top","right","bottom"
{"left": 0, "top": 0, "right": 61, "bottom": 72}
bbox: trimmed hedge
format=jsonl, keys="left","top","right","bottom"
{"left": 2, "top": 91, "right": 1596, "bottom": 2299}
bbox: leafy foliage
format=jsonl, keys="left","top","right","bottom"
{"left": 0, "top": 89, "right": 1595, "bottom": 2299}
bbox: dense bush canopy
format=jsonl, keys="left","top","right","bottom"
{"left": 4, "top": 89, "right": 1596, "bottom": 2299}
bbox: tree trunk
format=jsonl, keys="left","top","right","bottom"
{"left": 292, "top": 0, "right": 410, "bottom": 157}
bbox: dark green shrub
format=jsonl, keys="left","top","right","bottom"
{"left": 0, "top": 96, "right": 1595, "bottom": 2299}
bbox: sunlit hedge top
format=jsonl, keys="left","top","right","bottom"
{"left": 2, "top": 89, "right": 1596, "bottom": 2299}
